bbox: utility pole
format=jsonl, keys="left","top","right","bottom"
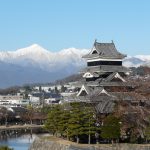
{"left": 41, "top": 92, "right": 45, "bottom": 108}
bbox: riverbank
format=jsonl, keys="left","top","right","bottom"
{"left": 29, "top": 136, "right": 150, "bottom": 150}
{"left": 0, "top": 124, "right": 44, "bottom": 130}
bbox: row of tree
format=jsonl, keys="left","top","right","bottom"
{"left": 44, "top": 101, "right": 150, "bottom": 144}
{"left": 44, "top": 102, "right": 121, "bottom": 144}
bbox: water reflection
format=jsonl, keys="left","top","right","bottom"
{"left": 0, "top": 135, "right": 34, "bottom": 150}
{"left": 0, "top": 129, "right": 46, "bottom": 150}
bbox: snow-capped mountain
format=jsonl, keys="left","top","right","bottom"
{"left": 123, "top": 55, "right": 150, "bottom": 67}
{"left": 0, "top": 44, "right": 149, "bottom": 88}
{"left": 0, "top": 44, "right": 87, "bottom": 72}
{"left": 0, "top": 44, "right": 88, "bottom": 88}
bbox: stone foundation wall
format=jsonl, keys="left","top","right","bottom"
{"left": 29, "top": 138, "right": 150, "bottom": 150}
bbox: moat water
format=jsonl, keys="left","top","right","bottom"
{"left": 0, "top": 134, "right": 35, "bottom": 150}
{"left": 0, "top": 129, "right": 47, "bottom": 150}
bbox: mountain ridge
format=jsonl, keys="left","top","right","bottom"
{"left": 0, "top": 44, "right": 88, "bottom": 72}
{"left": 0, "top": 44, "right": 149, "bottom": 88}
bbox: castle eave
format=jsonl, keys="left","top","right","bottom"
{"left": 81, "top": 65, "right": 129, "bottom": 73}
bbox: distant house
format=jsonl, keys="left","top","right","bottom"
{"left": 33, "top": 85, "right": 62, "bottom": 92}
{"left": 20, "top": 99, "right": 30, "bottom": 106}
{"left": 60, "top": 91, "right": 76, "bottom": 97}
{"left": 8, "top": 106, "right": 27, "bottom": 119}
{"left": 45, "top": 93, "right": 61, "bottom": 104}
{"left": 29, "top": 92, "right": 61, "bottom": 105}
{"left": 29, "top": 94, "right": 41, "bottom": 105}
{"left": 0, "top": 95, "right": 24, "bottom": 106}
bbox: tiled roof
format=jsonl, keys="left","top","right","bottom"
{"left": 81, "top": 65, "right": 129, "bottom": 73}
{"left": 83, "top": 71, "right": 106, "bottom": 78}
{"left": 11, "top": 107, "right": 27, "bottom": 113}
{"left": 75, "top": 79, "right": 133, "bottom": 87}
{"left": 110, "top": 92, "right": 147, "bottom": 101}
{"left": 83, "top": 41, "right": 126, "bottom": 59}
{"left": 32, "top": 92, "right": 61, "bottom": 99}
{"left": 95, "top": 100, "right": 115, "bottom": 114}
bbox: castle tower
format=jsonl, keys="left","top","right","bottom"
{"left": 77, "top": 40, "right": 130, "bottom": 97}
{"left": 70, "top": 40, "right": 146, "bottom": 114}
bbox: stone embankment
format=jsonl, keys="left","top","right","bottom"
{"left": 29, "top": 137, "right": 150, "bottom": 150}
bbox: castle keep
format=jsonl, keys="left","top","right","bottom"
{"left": 72, "top": 40, "right": 146, "bottom": 113}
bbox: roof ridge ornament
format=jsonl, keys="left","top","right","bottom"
{"left": 94, "top": 39, "right": 97, "bottom": 46}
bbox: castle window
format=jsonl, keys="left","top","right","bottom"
{"left": 92, "top": 50, "right": 98, "bottom": 54}
{"left": 79, "top": 90, "right": 87, "bottom": 96}
{"left": 87, "top": 61, "right": 122, "bottom": 66}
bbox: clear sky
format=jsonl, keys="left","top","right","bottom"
{"left": 0, "top": 0, "right": 150, "bottom": 55}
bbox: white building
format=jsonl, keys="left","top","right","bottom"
{"left": 29, "top": 95, "right": 40, "bottom": 105}
{"left": 33, "top": 85, "right": 62, "bottom": 92}
{"left": 0, "top": 95, "right": 26, "bottom": 106}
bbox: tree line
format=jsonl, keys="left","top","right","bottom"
{"left": 44, "top": 101, "right": 150, "bottom": 144}
{"left": 44, "top": 102, "right": 121, "bottom": 144}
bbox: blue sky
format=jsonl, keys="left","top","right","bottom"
{"left": 0, "top": 0, "right": 150, "bottom": 55}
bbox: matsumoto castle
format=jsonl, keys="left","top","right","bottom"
{"left": 70, "top": 40, "right": 146, "bottom": 114}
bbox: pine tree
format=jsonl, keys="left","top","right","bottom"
{"left": 67, "top": 105, "right": 84, "bottom": 143}
{"left": 57, "top": 109, "right": 70, "bottom": 139}
{"left": 44, "top": 102, "right": 100, "bottom": 143}
{"left": 67, "top": 103, "right": 98, "bottom": 143}
{"left": 44, "top": 105, "right": 63, "bottom": 136}
{"left": 82, "top": 107, "right": 99, "bottom": 144}
{"left": 101, "top": 115, "right": 121, "bottom": 143}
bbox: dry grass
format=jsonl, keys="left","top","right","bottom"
{"left": 39, "top": 136, "right": 150, "bottom": 149}
{"left": 41, "top": 136, "right": 113, "bottom": 148}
